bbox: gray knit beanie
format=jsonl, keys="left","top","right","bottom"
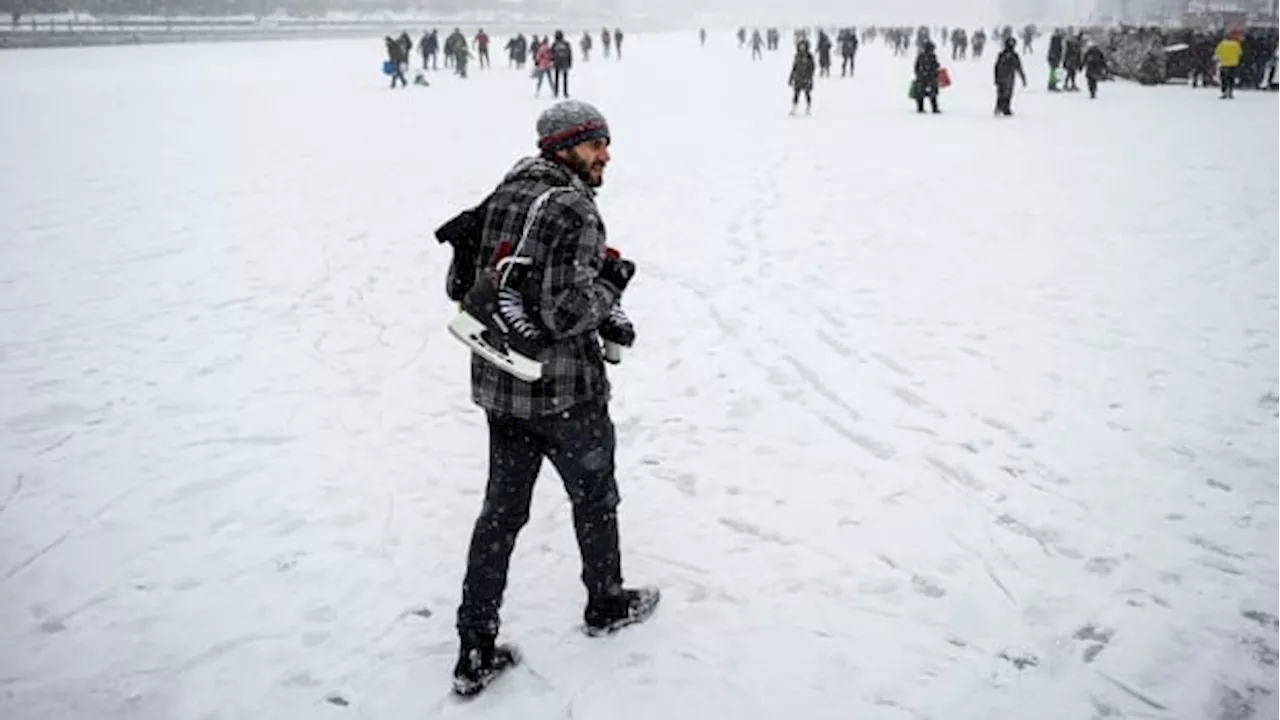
{"left": 536, "top": 100, "right": 610, "bottom": 154}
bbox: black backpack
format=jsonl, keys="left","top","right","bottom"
{"left": 553, "top": 41, "right": 572, "bottom": 67}
{"left": 436, "top": 194, "right": 492, "bottom": 302}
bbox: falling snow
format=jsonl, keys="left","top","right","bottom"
{"left": 1, "top": 30, "right": 1277, "bottom": 720}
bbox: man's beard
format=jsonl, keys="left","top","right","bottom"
{"left": 560, "top": 151, "right": 604, "bottom": 188}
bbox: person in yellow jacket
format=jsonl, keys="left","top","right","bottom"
{"left": 1215, "top": 30, "right": 1243, "bottom": 99}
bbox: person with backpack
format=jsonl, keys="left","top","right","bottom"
{"left": 445, "top": 28, "right": 466, "bottom": 72}
{"left": 550, "top": 30, "right": 573, "bottom": 98}
{"left": 789, "top": 39, "right": 816, "bottom": 114}
{"left": 454, "top": 41, "right": 472, "bottom": 78}
{"left": 994, "top": 35, "right": 1027, "bottom": 115}
{"left": 442, "top": 99, "right": 659, "bottom": 697}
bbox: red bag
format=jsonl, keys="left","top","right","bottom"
{"left": 937, "top": 67, "right": 952, "bottom": 88}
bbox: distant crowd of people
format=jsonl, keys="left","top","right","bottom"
{"left": 381, "top": 22, "right": 1278, "bottom": 111}
{"left": 729, "top": 23, "right": 1277, "bottom": 114}
{"left": 745, "top": 25, "right": 1107, "bottom": 115}
{"left": 382, "top": 26, "right": 625, "bottom": 95}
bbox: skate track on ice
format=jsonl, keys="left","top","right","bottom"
{"left": 1, "top": 32, "right": 1277, "bottom": 720}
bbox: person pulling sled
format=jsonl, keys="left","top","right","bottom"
{"left": 437, "top": 100, "right": 659, "bottom": 699}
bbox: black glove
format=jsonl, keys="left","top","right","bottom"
{"left": 599, "top": 256, "right": 636, "bottom": 295}
{"left": 599, "top": 304, "right": 636, "bottom": 348}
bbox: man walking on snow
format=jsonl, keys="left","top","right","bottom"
{"left": 451, "top": 100, "right": 660, "bottom": 697}
{"left": 994, "top": 36, "right": 1027, "bottom": 115}
{"left": 550, "top": 30, "right": 573, "bottom": 98}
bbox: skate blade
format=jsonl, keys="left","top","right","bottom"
{"left": 448, "top": 312, "right": 543, "bottom": 382}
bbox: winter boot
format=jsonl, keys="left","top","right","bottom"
{"left": 584, "top": 586, "right": 661, "bottom": 637}
{"left": 452, "top": 630, "right": 520, "bottom": 697}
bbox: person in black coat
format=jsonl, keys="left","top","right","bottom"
{"left": 1082, "top": 41, "right": 1107, "bottom": 99}
{"left": 816, "top": 30, "right": 833, "bottom": 77}
{"left": 839, "top": 28, "right": 858, "bottom": 76}
{"left": 994, "top": 36, "right": 1027, "bottom": 115}
{"left": 1046, "top": 29, "right": 1064, "bottom": 90}
{"left": 972, "top": 28, "right": 987, "bottom": 59}
{"left": 424, "top": 30, "right": 439, "bottom": 70}
{"left": 385, "top": 36, "right": 409, "bottom": 88}
{"left": 1189, "top": 32, "right": 1214, "bottom": 88}
{"left": 1062, "top": 33, "right": 1083, "bottom": 91}
{"left": 550, "top": 30, "right": 573, "bottom": 98}
{"left": 789, "top": 39, "right": 816, "bottom": 114}
{"left": 913, "top": 40, "right": 941, "bottom": 113}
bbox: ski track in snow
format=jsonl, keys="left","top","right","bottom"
{"left": 0, "top": 33, "right": 1277, "bottom": 720}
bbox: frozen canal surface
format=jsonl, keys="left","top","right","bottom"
{"left": 0, "top": 33, "right": 1277, "bottom": 720}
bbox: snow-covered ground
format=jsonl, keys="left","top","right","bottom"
{"left": 1, "top": 32, "right": 1276, "bottom": 720}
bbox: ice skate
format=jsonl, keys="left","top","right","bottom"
{"left": 448, "top": 258, "right": 545, "bottom": 383}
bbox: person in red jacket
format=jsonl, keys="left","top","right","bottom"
{"left": 533, "top": 40, "right": 553, "bottom": 96}
{"left": 474, "top": 28, "right": 491, "bottom": 69}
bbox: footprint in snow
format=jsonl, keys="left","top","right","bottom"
{"left": 1241, "top": 610, "right": 1279, "bottom": 631}
{"left": 997, "top": 649, "right": 1039, "bottom": 670}
{"left": 1072, "top": 623, "right": 1115, "bottom": 663}
{"left": 910, "top": 575, "right": 947, "bottom": 599}
{"left": 1084, "top": 556, "right": 1123, "bottom": 576}
{"left": 1211, "top": 683, "right": 1275, "bottom": 720}
{"left": 1243, "top": 637, "right": 1277, "bottom": 668}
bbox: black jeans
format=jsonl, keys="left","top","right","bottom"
{"left": 1220, "top": 66, "right": 1237, "bottom": 97}
{"left": 456, "top": 400, "right": 623, "bottom": 635}
{"left": 389, "top": 64, "right": 407, "bottom": 88}
{"left": 792, "top": 86, "right": 812, "bottom": 107}
{"left": 1087, "top": 74, "right": 1099, "bottom": 98}
{"left": 995, "top": 80, "right": 1014, "bottom": 114}
{"left": 553, "top": 67, "right": 570, "bottom": 97}
{"left": 915, "top": 82, "right": 939, "bottom": 112}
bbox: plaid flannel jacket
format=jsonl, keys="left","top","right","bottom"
{"left": 470, "top": 156, "right": 619, "bottom": 418}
